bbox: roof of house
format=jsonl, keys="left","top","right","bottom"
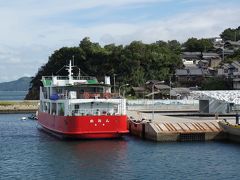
{"left": 172, "top": 88, "right": 190, "bottom": 93}
{"left": 233, "top": 78, "right": 240, "bottom": 82}
{"left": 225, "top": 41, "right": 240, "bottom": 46}
{"left": 154, "top": 84, "right": 170, "bottom": 90}
{"left": 202, "top": 52, "right": 220, "bottom": 59}
{"left": 198, "top": 60, "right": 209, "bottom": 64}
{"left": 181, "top": 52, "right": 202, "bottom": 60}
{"left": 145, "top": 91, "right": 161, "bottom": 97}
{"left": 175, "top": 68, "right": 206, "bottom": 76}
{"left": 145, "top": 80, "right": 164, "bottom": 85}
{"left": 132, "top": 87, "right": 145, "bottom": 92}
{"left": 182, "top": 52, "right": 202, "bottom": 55}
{"left": 216, "top": 48, "right": 234, "bottom": 52}
{"left": 221, "top": 63, "right": 232, "bottom": 69}
{"left": 176, "top": 69, "right": 188, "bottom": 76}
{"left": 170, "top": 88, "right": 190, "bottom": 96}
{"left": 231, "top": 61, "right": 240, "bottom": 69}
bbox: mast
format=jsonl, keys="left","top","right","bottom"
{"left": 67, "top": 60, "right": 73, "bottom": 84}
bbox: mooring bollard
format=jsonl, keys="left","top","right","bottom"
{"left": 236, "top": 113, "right": 239, "bottom": 125}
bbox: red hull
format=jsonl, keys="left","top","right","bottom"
{"left": 38, "top": 112, "right": 129, "bottom": 139}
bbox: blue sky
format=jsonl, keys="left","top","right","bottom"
{"left": 0, "top": 0, "right": 240, "bottom": 82}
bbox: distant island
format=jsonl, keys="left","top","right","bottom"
{"left": 0, "top": 77, "right": 31, "bottom": 91}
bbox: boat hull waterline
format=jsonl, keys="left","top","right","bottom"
{"left": 38, "top": 112, "right": 129, "bottom": 139}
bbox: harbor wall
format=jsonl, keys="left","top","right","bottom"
{"left": 127, "top": 99, "right": 199, "bottom": 111}
{"left": 0, "top": 100, "right": 38, "bottom": 113}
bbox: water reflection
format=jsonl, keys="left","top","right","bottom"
{"left": 38, "top": 131, "right": 128, "bottom": 179}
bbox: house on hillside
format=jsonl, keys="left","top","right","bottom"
{"left": 201, "top": 52, "right": 221, "bottom": 68}
{"left": 217, "top": 60, "right": 240, "bottom": 90}
{"left": 224, "top": 40, "right": 240, "bottom": 50}
{"left": 202, "top": 52, "right": 220, "bottom": 60}
{"left": 197, "top": 60, "right": 209, "bottom": 69}
{"left": 170, "top": 87, "right": 190, "bottom": 99}
{"left": 217, "top": 61, "right": 240, "bottom": 78}
{"left": 145, "top": 80, "right": 171, "bottom": 99}
{"left": 181, "top": 52, "right": 202, "bottom": 60}
{"left": 216, "top": 48, "right": 234, "bottom": 57}
{"left": 181, "top": 52, "right": 221, "bottom": 68}
{"left": 233, "top": 78, "right": 240, "bottom": 90}
{"left": 182, "top": 59, "right": 196, "bottom": 67}
{"left": 232, "top": 61, "right": 240, "bottom": 77}
{"left": 132, "top": 87, "right": 146, "bottom": 98}
{"left": 175, "top": 68, "right": 210, "bottom": 87}
{"left": 217, "top": 63, "right": 235, "bottom": 77}
{"left": 132, "top": 80, "right": 171, "bottom": 99}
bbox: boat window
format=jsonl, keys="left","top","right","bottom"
{"left": 42, "top": 87, "right": 48, "bottom": 99}
{"left": 56, "top": 88, "right": 63, "bottom": 93}
{"left": 114, "top": 105, "right": 118, "bottom": 114}
{"left": 80, "top": 89, "right": 84, "bottom": 93}
{"left": 39, "top": 101, "right": 42, "bottom": 111}
{"left": 58, "top": 103, "right": 64, "bottom": 116}
{"left": 75, "top": 104, "right": 80, "bottom": 109}
{"left": 43, "top": 102, "right": 48, "bottom": 113}
{"left": 52, "top": 103, "right": 57, "bottom": 115}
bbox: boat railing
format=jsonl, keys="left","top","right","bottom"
{"left": 71, "top": 108, "right": 118, "bottom": 116}
{"left": 42, "top": 76, "right": 97, "bottom": 80}
{"left": 78, "top": 92, "right": 119, "bottom": 99}
{"left": 47, "top": 92, "right": 120, "bottom": 100}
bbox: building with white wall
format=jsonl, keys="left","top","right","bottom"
{"left": 191, "top": 90, "right": 240, "bottom": 114}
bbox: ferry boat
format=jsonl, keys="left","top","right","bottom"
{"left": 37, "top": 61, "right": 129, "bottom": 139}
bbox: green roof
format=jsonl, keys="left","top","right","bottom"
{"left": 43, "top": 79, "right": 52, "bottom": 86}
{"left": 87, "top": 79, "right": 98, "bottom": 84}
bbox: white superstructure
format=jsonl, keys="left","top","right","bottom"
{"left": 39, "top": 61, "right": 126, "bottom": 117}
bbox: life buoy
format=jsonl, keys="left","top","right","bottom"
{"left": 103, "top": 93, "right": 111, "bottom": 99}
{"left": 83, "top": 92, "right": 90, "bottom": 99}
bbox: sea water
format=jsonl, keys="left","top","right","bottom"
{"left": 0, "top": 114, "right": 240, "bottom": 180}
{"left": 0, "top": 91, "right": 28, "bottom": 100}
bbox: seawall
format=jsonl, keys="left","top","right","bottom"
{"left": 0, "top": 100, "right": 38, "bottom": 114}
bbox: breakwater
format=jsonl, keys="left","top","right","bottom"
{"left": 0, "top": 100, "right": 38, "bottom": 113}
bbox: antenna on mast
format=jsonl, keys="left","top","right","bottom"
{"left": 72, "top": 55, "right": 75, "bottom": 66}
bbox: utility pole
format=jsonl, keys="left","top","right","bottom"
{"left": 152, "top": 83, "right": 155, "bottom": 121}
{"left": 113, "top": 74, "right": 116, "bottom": 93}
{"left": 222, "top": 44, "right": 225, "bottom": 61}
{"left": 72, "top": 55, "right": 75, "bottom": 65}
{"left": 235, "top": 30, "right": 237, "bottom": 42}
{"left": 119, "top": 84, "right": 129, "bottom": 97}
{"left": 169, "top": 74, "right": 172, "bottom": 100}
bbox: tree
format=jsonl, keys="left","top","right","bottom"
{"left": 183, "top": 38, "right": 213, "bottom": 52}
{"left": 220, "top": 27, "right": 240, "bottom": 41}
{"left": 25, "top": 37, "right": 182, "bottom": 99}
{"left": 224, "top": 49, "right": 240, "bottom": 63}
{"left": 201, "top": 77, "right": 232, "bottom": 90}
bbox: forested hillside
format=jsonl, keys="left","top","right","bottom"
{"left": 25, "top": 26, "right": 240, "bottom": 99}
{"left": 0, "top": 77, "right": 31, "bottom": 91}
{"left": 25, "top": 38, "right": 182, "bottom": 99}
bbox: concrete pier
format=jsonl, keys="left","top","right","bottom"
{"left": 127, "top": 110, "right": 227, "bottom": 142}
{"left": 0, "top": 100, "right": 38, "bottom": 113}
